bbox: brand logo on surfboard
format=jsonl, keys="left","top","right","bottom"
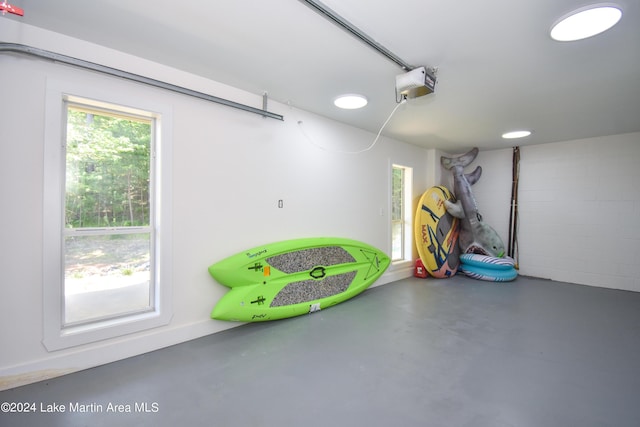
{"left": 421, "top": 225, "right": 429, "bottom": 243}
{"left": 251, "top": 296, "right": 266, "bottom": 305}
{"left": 248, "top": 262, "right": 263, "bottom": 271}
{"left": 246, "top": 249, "right": 267, "bottom": 258}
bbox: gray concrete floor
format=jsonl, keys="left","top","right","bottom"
{"left": 2, "top": 275, "right": 640, "bottom": 426}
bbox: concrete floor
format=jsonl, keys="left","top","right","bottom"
{"left": 2, "top": 275, "right": 640, "bottom": 426}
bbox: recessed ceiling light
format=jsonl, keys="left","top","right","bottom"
{"left": 502, "top": 130, "right": 532, "bottom": 139}
{"left": 551, "top": 5, "right": 622, "bottom": 41}
{"left": 334, "top": 94, "right": 368, "bottom": 109}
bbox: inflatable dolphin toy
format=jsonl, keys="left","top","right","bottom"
{"left": 440, "top": 147, "right": 505, "bottom": 258}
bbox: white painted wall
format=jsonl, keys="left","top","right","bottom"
{"left": 0, "top": 22, "right": 431, "bottom": 389}
{"left": 3, "top": 19, "right": 638, "bottom": 391}
{"left": 517, "top": 134, "right": 640, "bottom": 291}
{"left": 463, "top": 135, "right": 640, "bottom": 293}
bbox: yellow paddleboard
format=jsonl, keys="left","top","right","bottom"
{"left": 414, "top": 186, "right": 460, "bottom": 278}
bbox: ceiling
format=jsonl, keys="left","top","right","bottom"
{"left": 4, "top": 0, "right": 640, "bottom": 151}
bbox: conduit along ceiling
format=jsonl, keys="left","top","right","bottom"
{"left": 3, "top": 0, "right": 640, "bottom": 151}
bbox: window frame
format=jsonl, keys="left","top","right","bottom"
{"left": 43, "top": 79, "right": 173, "bottom": 351}
{"left": 63, "top": 102, "right": 155, "bottom": 326}
{"left": 391, "top": 164, "right": 413, "bottom": 264}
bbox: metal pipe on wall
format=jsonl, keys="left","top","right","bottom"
{"left": 0, "top": 43, "right": 284, "bottom": 121}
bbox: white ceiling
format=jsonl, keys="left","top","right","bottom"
{"left": 5, "top": 0, "right": 640, "bottom": 151}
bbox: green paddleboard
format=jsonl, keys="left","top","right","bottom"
{"left": 208, "top": 237, "right": 390, "bottom": 322}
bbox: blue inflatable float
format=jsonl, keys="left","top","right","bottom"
{"left": 459, "top": 254, "right": 518, "bottom": 282}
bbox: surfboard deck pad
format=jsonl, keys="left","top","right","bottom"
{"left": 267, "top": 247, "right": 355, "bottom": 274}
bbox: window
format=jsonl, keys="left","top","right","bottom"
{"left": 64, "top": 104, "right": 153, "bottom": 325}
{"left": 44, "top": 80, "right": 172, "bottom": 350}
{"left": 391, "top": 164, "right": 413, "bottom": 262}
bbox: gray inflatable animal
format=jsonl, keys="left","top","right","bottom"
{"left": 440, "top": 147, "right": 505, "bottom": 258}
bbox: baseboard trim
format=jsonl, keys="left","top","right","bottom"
{"left": 1, "top": 268, "right": 413, "bottom": 391}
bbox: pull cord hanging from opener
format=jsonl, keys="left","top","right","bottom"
{"left": 296, "top": 97, "right": 406, "bottom": 154}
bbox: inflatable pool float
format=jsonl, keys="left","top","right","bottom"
{"left": 459, "top": 253, "right": 517, "bottom": 282}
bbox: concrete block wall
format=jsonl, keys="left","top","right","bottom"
{"left": 517, "top": 133, "right": 640, "bottom": 291}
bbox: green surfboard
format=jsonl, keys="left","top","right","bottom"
{"left": 209, "top": 237, "right": 390, "bottom": 322}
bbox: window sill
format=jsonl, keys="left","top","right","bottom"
{"left": 391, "top": 259, "right": 414, "bottom": 270}
{"left": 42, "top": 307, "right": 172, "bottom": 352}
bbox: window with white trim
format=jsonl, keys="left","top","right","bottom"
{"left": 43, "top": 81, "right": 172, "bottom": 350}
{"left": 63, "top": 103, "right": 154, "bottom": 324}
{"left": 391, "top": 164, "right": 413, "bottom": 262}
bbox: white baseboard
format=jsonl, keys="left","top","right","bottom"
{"left": 372, "top": 261, "right": 414, "bottom": 287}
{"left": 1, "top": 265, "right": 414, "bottom": 391}
{"left": 0, "top": 319, "right": 231, "bottom": 391}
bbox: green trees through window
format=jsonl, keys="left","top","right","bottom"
{"left": 63, "top": 104, "right": 154, "bottom": 325}
{"left": 391, "top": 166, "right": 405, "bottom": 261}
{"left": 391, "top": 164, "right": 413, "bottom": 263}
{"left": 65, "top": 108, "right": 151, "bottom": 228}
